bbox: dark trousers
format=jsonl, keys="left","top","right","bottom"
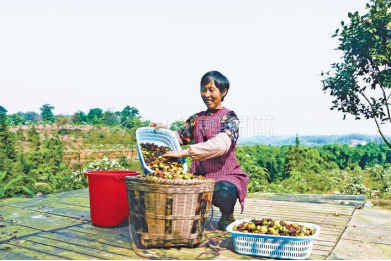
{"left": 212, "top": 181, "right": 238, "bottom": 220}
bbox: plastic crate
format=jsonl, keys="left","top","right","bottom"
{"left": 226, "top": 219, "right": 321, "bottom": 260}
{"left": 136, "top": 127, "right": 188, "bottom": 174}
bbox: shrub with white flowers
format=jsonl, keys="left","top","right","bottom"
{"left": 84, "top": 157, "right": 126, "bottom": 171}
{"left": 68, "top": 157, "right": 127, "bottom": 187}
{"left": 367, "top": 164, "right": 391, "bottom": 194}
{"left": 342, "top": 174, "right": 368, "bottom": 195}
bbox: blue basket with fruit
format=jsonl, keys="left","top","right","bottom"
{"left": 226, "top": 218, "right": 320, "bottom": 260}
{"left": 136, "top": 127, "right": 188, "bottom": 174}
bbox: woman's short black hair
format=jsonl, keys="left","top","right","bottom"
{"left": 200, "top": 71, "right": 230, "bottom": 102}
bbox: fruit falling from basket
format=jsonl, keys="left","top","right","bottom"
{"left": 233, "top": 218, "right": 315, "bottom": 237}
{"left": 140, "top": 142, "right": 203, "bottom": 180}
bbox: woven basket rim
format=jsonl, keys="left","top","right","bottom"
{"left": 125, "top": 175, "right": 215, "bottom": 185}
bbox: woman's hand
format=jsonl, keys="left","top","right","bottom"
{"left": 163, "top": 149, "right": 189, "bottom": 158}
{"left": 149, "top": 122, "right": 168, "bottom": 132}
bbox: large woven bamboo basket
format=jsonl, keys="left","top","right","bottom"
{"left": 125, "top": 176, "right": 215, "bottom": 248}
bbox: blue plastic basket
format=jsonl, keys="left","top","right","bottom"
{"left": 226, "top": 219, "right": 321, "bottom": 260}
{"left": 136, "top": 127, "right": 188, "bottom": 174}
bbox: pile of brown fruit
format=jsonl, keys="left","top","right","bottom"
{"left": 233, "top": 218, "right": 315, "bottom": 237}
{"left": 140, "top": 142, "right": 203, "bottom": 180}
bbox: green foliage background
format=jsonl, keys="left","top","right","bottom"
{"left": 235, "top": 141, "right": 391, "bottom": 196}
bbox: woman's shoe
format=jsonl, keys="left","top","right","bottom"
{"left": 218, "top": 213, "right": 235, "bottom": 231}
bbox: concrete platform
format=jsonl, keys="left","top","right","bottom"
{"left": 0, "top": 189, "right": 388, "bottom": 260}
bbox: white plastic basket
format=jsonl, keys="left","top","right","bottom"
{"left": 136, "top": 127, "right": 188, "bottom": 174}
{"left": 226, "top": 219, "right": 321, "bottom": 260}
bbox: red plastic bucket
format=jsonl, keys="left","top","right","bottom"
{"left": 84, "top": 170, "right": 139, "bottom": 227}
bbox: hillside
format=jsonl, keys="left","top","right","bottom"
{"left": 9, "top": 124, "right": 138, "bottom": 164}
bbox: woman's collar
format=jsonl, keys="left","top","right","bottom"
{"left": 205, "top": 106, "right": 224, "bottom": 115}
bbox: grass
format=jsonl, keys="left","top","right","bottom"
{"left": 369, "top": 199, "right": 391, "bottom": 210}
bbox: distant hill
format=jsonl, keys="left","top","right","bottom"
{"left": 237, "top": 134, "right": 391, "bottom": 146}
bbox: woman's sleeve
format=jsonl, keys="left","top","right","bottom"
{"left": 172, "top": 113, "right": 198, "bottom": 145}
{"left": 220, "top": 111, "right": 240, "bottom": 144}
{"left": 189, "top": 133, "right": 231, "bottom": 160}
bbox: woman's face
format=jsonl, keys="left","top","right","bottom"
{"left": 201, "top": 81, "right": 227, "bottom": 110}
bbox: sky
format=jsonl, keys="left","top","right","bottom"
{"left": 1, "top": 0, "right": 390, "bottom": 137}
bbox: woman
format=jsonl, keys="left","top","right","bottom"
{"left": 149, "top": 71, "right": 249, "bottom": 230}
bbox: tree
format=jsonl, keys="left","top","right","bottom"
{"left": 27, "top": 125, "right": 41, "bottom": 151}
{"left": 235, "top": 147, "right": 270, "bottom": 192}
{"left": 0, "top": 107, "right": 17, "bottom": 173}
{"left": 87, "top": 108, "right": 103, "bottom": 124}
{"left": 294, "top": 135, "right": 303, "bottom": 167}
{"left": 285, "top": 135, "right": 304, "bottom": 175}
{"left": 0, "top": 106, "right": 6, "bottom": 115}
{"left": 170, "top": 121, "right": 185, "bottom": 131}
{"left": 7, "top": 113, "right": 25, "bottom": 126}
{"left": 120, "top": 106, "right": 140, "bottom": 129}
{"left": 16, "top": 126, "right": 25, "bottom": 142}
{"left": 24, "top": 111, "right": 41, "bottom": 123}
{"left": 55, "top": 116, "right": 70, "bottom": 130}
{"left": 321, "top": 0, "right": 391, "bottom": 148}
{"left": 295, "top": 134, "right": 300, "bottom": 147}
{"left": 42, "top": 132, "right": 66, "bottom": 169}
{"left": 40, "top": 104, "right": 55, "bottom": 123}
{"left": 101, "top": 111, "right": 119, "bottom": 126}
{"left": 71, "top": 111, "right": 87, "bottom": 124}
